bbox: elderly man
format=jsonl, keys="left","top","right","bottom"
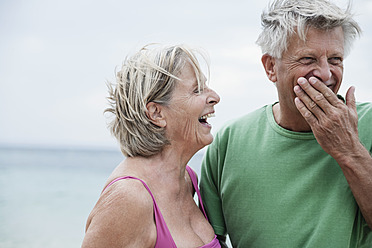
{"left": 200, "top": 0, "right": 372, "bottom": 247}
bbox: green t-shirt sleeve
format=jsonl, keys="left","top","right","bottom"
{"left": 200, "top": 133, "right": 227, "bottom": 236}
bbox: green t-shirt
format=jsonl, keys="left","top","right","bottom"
{"left": 200, "top": 102, "right": 372, "bottom": 248}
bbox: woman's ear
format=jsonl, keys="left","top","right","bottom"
{"left": 261, "top": 54, "right": 277, "bottom": 83}
{"left": 146, "top": 102, "right": 166, "bottom": 128}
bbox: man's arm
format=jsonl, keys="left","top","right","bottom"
{"left": 294, "top": 77, "right": 372, "bottom": 228}
{"left": 200, "top": 137, "right": 228, "bottom": 240}
{"left": 217, "top": 235, "right": 229, "bottom": 248}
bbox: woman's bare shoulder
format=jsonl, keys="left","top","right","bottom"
{"left": 82, "top": 178, "right": 156, "bottom": 248}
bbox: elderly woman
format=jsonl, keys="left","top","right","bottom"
{"left": 82, "top": 44, "right": 221, "bottom": 248}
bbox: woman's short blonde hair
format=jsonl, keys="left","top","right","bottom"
{"left": 105, "top": 44, "right": 208, "bottom": 157}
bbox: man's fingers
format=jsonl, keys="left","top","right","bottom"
{"left": 294, "top": 97, "right": 318, "bottom": 125}
{"left": 297, "top": 77, "right": 342, "bottom": 113}
{"left": 294, "top": 82, "right": 325, "bottom": 119}
{"left": 346, "top": 86, "right": 356, "bottom": 111}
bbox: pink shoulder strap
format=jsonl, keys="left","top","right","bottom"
{"left": 185, "top": 166, "right": 209, "bottom": 221}
{"left": 103, "top": 176, "right": 176, "bottom": 248}
{"left": 102, "top": 166, "right": 215, "bottom": 248}
{"left": 185, "top": 166, "right": 221, "bottom": 248}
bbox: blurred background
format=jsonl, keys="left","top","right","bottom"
{"left": 0, "top": 0, "right": 371, "bottom": 247}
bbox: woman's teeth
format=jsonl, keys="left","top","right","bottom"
{"left": 199, "top": 113, "right": 215, "bottom": 120}
{"left": 199, "top": 113, "right": 215, "bottom": 124}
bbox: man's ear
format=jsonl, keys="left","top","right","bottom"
{"left": 261, "top": 54, "right": 277, "bottom": 83}
{"left": 146, "top": 102, "right": 166, "bottom": 128}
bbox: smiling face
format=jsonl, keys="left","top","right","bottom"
{"left": 264, "top": 26, "right": 345, "bottom": 126}
{"left": 163, "top": 62, "right": 220, "bottom": 152}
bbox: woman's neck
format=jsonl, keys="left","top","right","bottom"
{"left": 125, "top": 148, "right": 194, "bottom": 197}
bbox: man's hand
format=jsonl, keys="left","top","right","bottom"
{"left": 294, "top": 76, "right": 372, "bottom": 228}
{"left": 293, "top": 76, "right": 359, "bottom": 161}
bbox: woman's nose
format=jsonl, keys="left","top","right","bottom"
{"left": 207, "top": 87, "right": 220, "bottom": 105}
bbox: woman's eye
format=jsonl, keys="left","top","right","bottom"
{"left": 193, "top": 87, "right": 204, "bottom": 94}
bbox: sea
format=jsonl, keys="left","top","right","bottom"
{"left": 0, "top": 145, "right": 206, "bottom": 248}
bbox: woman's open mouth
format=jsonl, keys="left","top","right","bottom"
{"left": 198, "top": 113, "right": 215, "bottom": 127}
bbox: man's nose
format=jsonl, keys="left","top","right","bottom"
{"left": 312, "top": 58, "right": 332, "bottom": 82}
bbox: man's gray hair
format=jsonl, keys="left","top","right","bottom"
{"left": 256, "top": 0, "right": 362, "bottom": 58}
{"left": 105, "top": 44, "right": 208, "bottom": 157}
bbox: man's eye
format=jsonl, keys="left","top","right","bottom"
{"left": 299, "top": 57, "right": 315, "bottom": 64}
{"left": 329, "top": 57, "right": 343, "bottom": 65}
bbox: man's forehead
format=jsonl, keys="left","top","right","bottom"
{"left": 288, "top": 26, "right": 344, "bottom": 47}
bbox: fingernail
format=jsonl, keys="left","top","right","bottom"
{"left": 294, "top": 85, "right": 301, "bottom": 93}
{"left": 309, "top": 77, "right": 317, "bottom": 84}
{"left": 298, "top": 78, "right": 306, "bottom": 85}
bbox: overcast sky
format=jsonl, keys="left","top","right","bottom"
{"left": 1, "top": 0, "right": 371, "bottom": 150}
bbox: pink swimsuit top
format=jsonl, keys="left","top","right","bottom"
{"left": 103, "top": 165, "right": 221, "bottom": 248}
